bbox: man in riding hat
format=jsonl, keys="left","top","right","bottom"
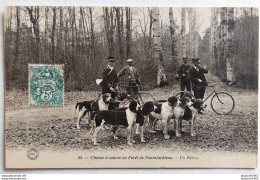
{"left": 188, "top": 58, "right": 208, "bottom": 100}
{"left": 101, "top": 56, "right": 119, "bottom": 98}
{"left": 118, "top": 59, "right": 140, "bottom": 95}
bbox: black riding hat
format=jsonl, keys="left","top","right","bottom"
{"left": 192, "top": 58, "right": 200, "bottom": 63}
{"left": 107, "top": 56, "right": 115, "bottom": 62}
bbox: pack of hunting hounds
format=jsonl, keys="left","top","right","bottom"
{"left": 75, "top": 93, "right": 205, "bottom": 146}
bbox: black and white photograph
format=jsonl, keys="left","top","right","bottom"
{"left": 4, "top": 6, "right": 258, "bottom": 168}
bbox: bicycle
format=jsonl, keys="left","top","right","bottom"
{"left": 98, "top": 85, "right": 156, "bottom": 105}
{"left": 175, "top": 81, "right": 235, "bottom": 115}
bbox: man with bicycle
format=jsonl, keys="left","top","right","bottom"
{"left": 118, "top": 59, "right": 140, "bottom": 96}
{"left": 101, "top": 56, "right": 119, "bottom": 99}
{"left": 188, "top": 58, "right": 208, "bottom": 100}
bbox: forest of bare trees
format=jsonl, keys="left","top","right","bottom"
{"left": 209, "top": 7, "right": 258, "bottom": 88}
{"left": 4, "top": 7, "right": 259, "bottom": 91}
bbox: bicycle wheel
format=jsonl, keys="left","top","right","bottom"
{"left": 175, "top": 91, "right": 195, "bottom": 99}
{"left": 211, "top": 92, "right": 235, "bottom": 115}
{"left": 137, "top": 91, "right": 156, "bottom": 105}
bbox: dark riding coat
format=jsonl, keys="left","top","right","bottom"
{"left": 102, "top": 67, "right": 118, "bottom": 94}
{"left": 188, "top": 66, "right": 208, "bottom": 87}
{"left": 177, "top": 64, "right": 191, "bottom": 83}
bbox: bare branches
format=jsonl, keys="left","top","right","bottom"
{"left": 4, "top": 7, "right": 259, "bottom": 90}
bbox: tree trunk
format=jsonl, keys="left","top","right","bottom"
{"left": 193, "top": 11, "right": 198, "bottom": 58}
{"left": 51, "top": 7, "right": 57, "bottom": 63}
{"left": 187, "top": 8, "right": 193, "bottom": 58}
{"left": 249, "top": 8, "right": 258, "bottom": 88}
{"left": 181, "top": 8, "right": 187, "bottom": 58}
{"left": 126, "top": 7, "right": 131, "bottom": 59}
{"left": 210, "top": 8, "right": 215, "bottom": 72}
{"left": 169, "top": 7, "right": 178, "bottom": 72}
{"left": 215, "top": 8, "right": 221, "bottom": 76}
{"left": 64, "top": 16, "right": 69, "bottom": 82}
{"left": 26, "top": 6, "right": 40, "bottom": 62}
{"left": 79, "top": 7, "right": 88, "bottom": 63}
{"left": 79, "top": 7, "right": 88, "bottom": 81}
{"left": 35, "top": 7, "right": 40, "bottom": 62}
{"left": 115, "top": 7, "right": 123, "bottom": 66}
{"left": 59, "top": 7, "right": 64, "bottom": 62}
{"left": 220, "top": 7, "right": 228, "bottom": 80}
{"left": 152, "top": 7, "right": 168, "bottom": 87}
{"left": 103, "top": 7, "right": 115, "bottom": 57}
{"left": 190, "top": 9, "right": 196, "bottom": 58}
{"left": 69, "top": 7, "right": 77, "bottom": 88}
{"left": 7, "top": 7, "right": 13, "bottom": 29}
{"left": 44, "top": 7, "right": 49, "bottom": 62}
{"left": 110, "top": 8, "right": 115, "bottom": 57}
{"left": 120, "top": 8, "right": 125, "bottom": 62}
{"left": 148, "top": 8, "right": 153, "bottom": 59}
{"left": 213, "top": 8, "right": 219, "bottom": 74}
{"left": 15, "top": 7, "right": 20, "bottom": 64}
{"left": 226, "top": 7, "right": 236, "bottom": 82}
{"left": 89, "top": 7, "right": 95, "bottom": 69}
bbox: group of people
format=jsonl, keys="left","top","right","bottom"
{"left": 100, "top": 56, "right": 208, "bottom": 103}
{"left": 177, "top": 57, "right": 208, "bottom": 100}
{"left": 100, "top": 57, "right": 140, "bottom": 99}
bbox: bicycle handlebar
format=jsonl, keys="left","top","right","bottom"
{"left": 189, "top": 81, "right": 215, "bottom": 87}
{"left": 206, "top": 81, "right": 214, "bottom": 87}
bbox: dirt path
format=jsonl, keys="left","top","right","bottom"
{"left": 5, "top": 74, "right": 258, "bottom": 153}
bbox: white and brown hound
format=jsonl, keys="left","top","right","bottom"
{"left": 150, "top": 96, "right": 180, "bottom": 139}
{"left": 117, "top": 100, "right": 158, "bottom": 135}
{"left": 75, "top": 93, "right": 117, "bottom": 131}
{"left": 92, "top": 101, "right": 156, "bottom": 146}
{"left": 174, "top": 98, "right": 204, "bottom": 137}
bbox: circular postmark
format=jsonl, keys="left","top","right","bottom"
{"left": 27, "top": 148, "right": 39, "bottom": 160}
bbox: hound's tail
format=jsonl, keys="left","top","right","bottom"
{"left": 92, "top": 111, "right": 99, "bottom": 125}
{"left": 75, "top": 102, "right": 81, "bottom": 114}
{"left": 93, "top": 114, "right": 97, "bottom": 128}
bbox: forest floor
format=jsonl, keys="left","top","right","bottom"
{"left": 5, "top": 74, "right": 258, "bottom": 154}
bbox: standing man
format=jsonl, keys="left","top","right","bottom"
{"left": 177, "top": 57, "right": 191, "bottom": 97}
{"left": 118, "top": 59, "right": 140, "bottom": 95}
{"left": 188, "top": 58, "right": 208, "bottom": 100}
{"left": 101, "top": 56, "right": 119, "bottom": 99}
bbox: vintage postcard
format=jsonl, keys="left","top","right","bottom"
{"left": 4, "top": 6, "right": 258, "bottom": 169}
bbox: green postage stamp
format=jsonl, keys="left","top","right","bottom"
{"left": 28, "top": 64, "right": 64, "bottom": 107}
